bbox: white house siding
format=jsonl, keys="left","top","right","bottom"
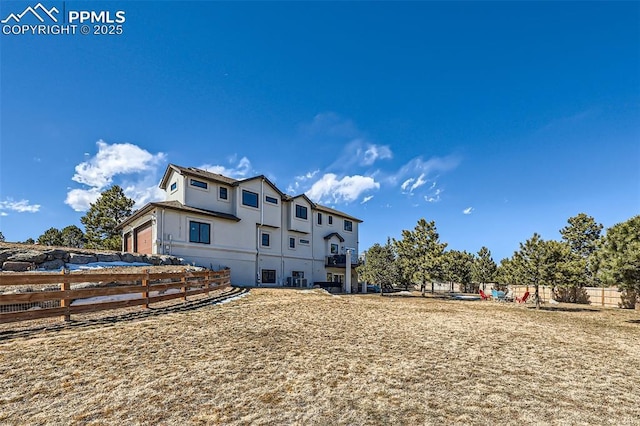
{"left": 119, "top": 165, "right": 362, "bottom": 289}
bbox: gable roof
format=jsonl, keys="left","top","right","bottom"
{"left": 156, "top": 164, "right": 362, "bottom": 222}
{"left": 117, "top": 200, "right": 240, "bottom": 230}
{"left": 324, "top": 232, "right": 345, "bottom": 242}
{"left": 160, "top": 164, "right": 237, "bottom": 189}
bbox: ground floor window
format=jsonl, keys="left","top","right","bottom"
{"left": 262, "top": 269, "right": 276, "bottom": 284}
{"left": 189, "top": 221, "right": 210, "bottom": 244}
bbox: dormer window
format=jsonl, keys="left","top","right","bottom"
{"left": 295, "top": 204, "right": 308, "bottom": 220}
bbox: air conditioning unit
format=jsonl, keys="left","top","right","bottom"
{"left": 301, "top": 278, "right": 308, "bottom": 287}
{"left": 286, "top": 277, "right": 293, "bottom": 286}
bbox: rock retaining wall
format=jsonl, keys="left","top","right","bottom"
{"left": 0, "top": 245, "right": 183, "bottom": 272}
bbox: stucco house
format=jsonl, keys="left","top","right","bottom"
{"left": 116, "top": 164, "right": 361, "bottom": 289}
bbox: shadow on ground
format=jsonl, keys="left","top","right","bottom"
{"left": 0, "top": 287, "right": 248, "bottom": 342}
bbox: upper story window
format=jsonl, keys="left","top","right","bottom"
{"left": 295, "top": 204, "right": 308, "bottom": 220}
{"left": 190, "top": 179, "right": 208, "bottom": 190}
{"left": 189, "top": 221, "right": 210, "bottom": 244}
{"left": 219, "top": 187, "right": 228, "bottom": 200}
{"left": 261, "top": 232, "right": 270, "bottom": 247}
{"left": 300, "top": 239, "right": 310, "bottom": 245}
{"left": 317, "top": 213, "right": 322, "bottom": 225}
{"left": 328, "top": 216, "right": 333, "bottom": 225}
{"left": 289, "top": 237, "right": 295, "bottom": 249}
{"left": 265, "top": 195, "right": 279, "bottom": 205}
{"left": 242, "top": 190, "right": 259, "bottom": 208}
{"left": 344, "top": 220, "right": 353, "bottom": 232}
{"left": 170, "top": 182, "right": 177, "bottom": 192}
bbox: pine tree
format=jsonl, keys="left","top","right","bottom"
{"left": 37, "top": 227, "right": 63, "bottom": 246}
{"left": 472, "top": 246, "right": 497, "bottom": 292}
{"left": 61, "top": 225, "right": 86, "bottom": 248}
{"left": 394, "top": 218, "right": 447, "bottom": 295}
{"left": 80, "top": 185, "right": 135, "bottom": 250}
{"left": 598, "top": 216, "right": 640, "bottom": 305}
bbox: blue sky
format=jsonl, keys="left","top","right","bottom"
{"left": 1, "top": 1, "right": 638, "bottom": 262}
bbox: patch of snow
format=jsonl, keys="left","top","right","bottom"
{"left": 66, "top": 261, "right": 152, "bottom": 271}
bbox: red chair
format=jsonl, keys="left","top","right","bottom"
{"left": 479, "top": 289, "right": 491, "bottom": 301}
{"left": 516, "top": 291, "right": 530, "bottom": 304}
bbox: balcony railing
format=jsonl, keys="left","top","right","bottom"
{"left": 325, "top": 255, "right": 358, "bottom": 268}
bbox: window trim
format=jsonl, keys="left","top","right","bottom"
{"left": 344, "top": 220, "right": 353, "bottom": 232}
{"left": 242, "top": 189, "right": 259, "bottom": 208}
{"left": 328, "top": 215, "right": 333, "bottom": 225}
{"left": 261, "top": 269, "right": 276, "bottom": 284}
{"left": 219, "top": 186, "right": 228, "bottom": 201}
{"left": 265, "top": 195, "right": 279, "bottom": 205}
{"left": 317, "top": 213, "right": 322, "bottom": 225}
{"left": 299, "top": 238, "right": 310, "bottom": 245}
{"left": 189, "top": 220, "right": 211, "bottom": 245}
{"left": 190, "top": 179, "right": 208, "bottom": 190}
{"left": 261, "top": 231, "right": 270, "bottom": 247}
{"left": 170, "top": 181, "right": 178, "bottom": 192}
{"left": 295, "top": 204, "right": 308, "bottom": 220}
{"left": 331, "top": 243, "right": 339, "bottom": 254}
{"left": 289, "top": 237, "right": 295, "bottom": 249}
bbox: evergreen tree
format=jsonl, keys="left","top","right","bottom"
{"left": 0, "top": 231, "right": 4, "bottom": 242}
{"left": 394, "top": 218, "right": 447, "bottom": 295}
{"left": 512, "top": 233, "right": 546, "bottom": 308}
{"left": 442, "top": 250, "right": 474, "bottom": 292}
{"left": 472, "top": 246, "right": 497, "bottom": 292}
{"left": 37, "top": 227, "right": 63, "bottom": 246}
{"left": 80, "top": 185, "right": 135, "bottom": 250}
{"left": 598, "top": 216, "right": 640, "bottom": 305}
{"left": 560, "top": 213, "right": 603, "bottom": 285}
{"left": 359, "top": 239, "right": 400, "bottom": 291}
{"left": 61, "top": 225, "right": 86, "bottom": 248}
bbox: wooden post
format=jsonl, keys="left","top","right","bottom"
{"left": 601, "top": 287, "right": 605, "bottom": 307}
{"left": 142, "top": 269, "right": 150, "bottom": 309}
{"left": 204, "top": 271, "right": 210, "bottom": 296}
{"left": 181, "top": 269, "right": 187, "bottom": 301}
{"left": 60, "top": 269, "right": 71, "bottom": 322}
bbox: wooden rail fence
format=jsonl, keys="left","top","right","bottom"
{"left": 0, "top": 269, "right": 231, "bottom": 324}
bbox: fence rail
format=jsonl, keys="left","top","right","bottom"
{"left": 510, "top": 285, "right": 636, "bottom": 309}
{"left": 0, "top": 269, "right": 231, "bottom": 324}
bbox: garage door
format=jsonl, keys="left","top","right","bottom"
{"left": 134, "top": 222, "right": 153, "bottom": 254}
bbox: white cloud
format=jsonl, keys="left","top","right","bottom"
{"left": 287, "top": 169, "right": 320, "bottom": 194}
{"left": 362, "top": 144, "right": 393, "bottom": 166}
{"left": 0, "top": 212, "right": 7, "bottom": 217}
{"left": 0, "top": 198, "right": 41, "bottom": 214}
{"left": 66, "top": 140, "right": 167, "bottom": 212}
{"left": 201, "top": 156, "right": 252, "bottom": 178}
{"left": 65, "top": 188, "right": 101, "bottom": 212}
{"left": 306, "top": 173, "right": 379, "bottom": 204}
{"left": 390, "top": 155, "right": 460, "bottom": 187}
{"left": 425, "top": 189, "right": 443, "bottom": 203}
{"left": 463, "top": 207, "right": 474, "bottom": 215}
{"left": 361, "top": 195, "right": 374, "bottom": 204}
{"left": 72, "top": 140, "right": 166, "bottom": 189}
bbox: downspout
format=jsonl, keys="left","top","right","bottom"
{"left": 160, "top": 208, "right": 165, "bottom": 254}
{"left": 256, "top": 178, "right": 265, "bottom": 285}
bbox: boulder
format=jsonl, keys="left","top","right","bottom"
{"left": 8, "top": 250, "right": 47, "bottom": 263}
{"left": 44, "top": 249, "right": 69, "bottom": 261}
{"left": 96, "top": 253, "right": 121, "bottom": 263}
{"left": 120, "top": 253, "right": 136, "bottom": 263}
{"left": 2, "top": 261, "right": 33, "bottom": 272}
{"left": 68, "top": 253, "right": 97, "bottom": 264}
{"left": 40, "top": 259, "right": 66, "bottom": 270}
{"left": 159, "top": 255, "right": 174, "bottom": 265}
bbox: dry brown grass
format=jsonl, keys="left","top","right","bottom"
{"left": 1, "top": 289, "right": 639, "bottom": 425}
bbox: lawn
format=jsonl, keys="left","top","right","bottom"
{"left": 1, "top": 289, "right": 638, "bottom": 425}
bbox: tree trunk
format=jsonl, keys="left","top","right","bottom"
{"left": 535, "top": 284, "right": 540, "bottom": 309}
